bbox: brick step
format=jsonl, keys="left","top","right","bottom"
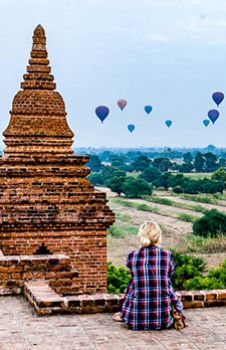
{"left": 23, "top": 281, "right": 226, "bottom": 316}
{"left": 0, "top": 253, "right": 80, "bottom": 295}
{"left": 23, "top": 280, "right": 123, "bottom": 315}
{"left": 24, "top": 281, "right": 65, "bottom": 315}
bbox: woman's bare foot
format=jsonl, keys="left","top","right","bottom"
{"left": 113, "top": 312, "right": 123, "bottom": 322}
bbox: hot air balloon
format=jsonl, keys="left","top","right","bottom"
{"left": 117, "top": 99, "right": 127, "bottom": 111}
{"left": 127, "top": 124, "right": 135, "bottom": 133}
{"left": 212, "top": 92, "right": 224, "bottom": 107}
{"left": 144, "top": 105, "right": 153, "bottom": 114}
{"left": 203, "top": 119, "right": 210, "bottom": 127}
{"left": 165, "top": 120, "right": 172, "bottom": 128}
{"left": 95, "top": 106, "right": 110, "bottom": 123}
{"left": 208, "top": 109, "right": 219, "bottom": 124}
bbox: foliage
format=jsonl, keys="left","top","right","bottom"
{"left": 185, "top": 233, "right": 226, "bottom": 253}
{"left": 107, "top": 252, "right": 215, "bottom": 293}
{"left": 102, "top": 166, "right": 127, "bottom": 184}
{"left": 107, "top": 176, "right": 126, "bottom": 196}
{"left": 183, "top": 152, "right": 193, "bottom": 163}
{"left": 87, "top": 172, "right": 104, "bottom": 186}
{"left": 138, "top": 167, "right": 161, "bottom": 183}
{"left": 108, "top": 224, "right": 138, "bottom": 238}
{"left": 193, "top": 209, "right": 226, "bottom": 238}
{"left": 177, "top": 213, "right": 197, "bottom": 223}
{"left": 173, "top": 186, "right": 183, "bottom": 194}
{"left": 107, "top": 262, "right": 131, "bottom": 294}
{"left": 122, "top": 176, "right": 152, "bottom": 198}
{"left": 171, "top": 251, "right": 206, "bottom": 290}
{"left": 129, "top": 155, "right": 151, "bottom": 172}
{"left": 212, "top": 167, "right": 226, "bottom": 183}
{"left": 152, "top": 173, "right": 172, "bottom": 189}
{"left": 185, "top": 260, "right": 226, "bottom": 290}
{"left": 144, "top": 195, "right": 208, "bottom": 214}
{"left": 87, "top": 154, "right": 102, "bottom": 172}
{"left": 180, "top": 193, "right": 218, "bottom": 204}
{"left": 152, "top": 157, "right": 172, "bottom": 172}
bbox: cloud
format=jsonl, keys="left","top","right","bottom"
{"left": 145, "top": 33, "right": 169, "bottom": 43}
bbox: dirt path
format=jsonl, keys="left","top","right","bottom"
{"left": 99, "top": 187, "right": 226, "bottom": 269}
{"left": 109, "top": 202, "right": 192, "bottom": 249}
{"left": 127, "top": 198, "right": 202, "bottom": 218}
{"left": 154, "top": 190, "right": 226, "bottom": 212}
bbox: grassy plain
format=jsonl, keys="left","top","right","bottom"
{"left": 100, "top": 187, "right": 226, "bottom": 270}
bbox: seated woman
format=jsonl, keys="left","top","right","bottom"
{"left": 113, "top": 221, "right": 184, "bottom": 331}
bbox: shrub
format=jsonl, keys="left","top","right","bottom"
{"left": 171, "top": 251, "right": 206, "bottom": 290}
{"left": 177, "top": 213, "right": 197, "bottom": 223}
{"left": 139, "top": 167, "right": 161, "bottom": 183}
{"left": 193, "top": 209, "right": 226, "bottom": 238}
{"left": 87, "top": 172, "right": 104, "bottom": 186}
{"left": 107, "top": 176, "right": 126, "bottom": 196}
{"left": 186, "top": 234, "right": 226, "bottom": 253}
{"left": 108, "top": 224, "right": 138, "bottom": 237}
{"left": 107, "top": 262, "right": 131, "bottom": 293}
{"left": 122, "top": 177, "right": 152, "bottom": 198}
{"left": 173, "top": 186, "right": 183, "bottom": 194}
{"left": 107, "top": 252, "right": 206, "bottom": 293}
{"left": 185, "top": 260, "right": 226, "bottom": 290}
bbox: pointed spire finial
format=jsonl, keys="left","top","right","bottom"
{"left": 21, "top": 24, "right": 56, "bottom": 90}
{"left": 32, "top": 24, "right": 47, "bottom": 58}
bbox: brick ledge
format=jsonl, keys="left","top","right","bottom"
{"left": 20, "top": 281, "right": 226, "bottom": 316}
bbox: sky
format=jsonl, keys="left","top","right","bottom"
{"left": 1, "top": 0, "right": 226, "bottom": 148}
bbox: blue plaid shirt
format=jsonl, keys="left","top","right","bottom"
{"left": 121, "top": 245, "right": 183, "bottom": 330}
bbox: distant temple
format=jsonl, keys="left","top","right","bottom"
{"left": 0, "top": 25, "right": 115, "bottom": 297}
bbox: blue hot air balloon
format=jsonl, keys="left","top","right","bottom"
{"left": 165, "top": 120, "right": 172, "bottom": 128}
{"left": 144, "top": 105, "right": 153, "bottom": 114}
{"left": 212, "top": 92, "right": 224, "bottom": 107}
{"left": 203, "top": 119, "right": 210, "bottom": 127}
{"left": 208, "top": 109, "right": 219, "bottom": 124}
{"left": 128, "top": 124, "right": 135, "bottom": 133}
{"left": 95, "top": 106, "right": 110, "bottom": 123}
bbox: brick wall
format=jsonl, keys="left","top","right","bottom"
{"left": 0, "top": 25, "right": 115, "bottom": 294}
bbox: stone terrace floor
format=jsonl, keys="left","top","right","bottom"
{"left": 0, "top": 297, "right": 225, "bottom": 350}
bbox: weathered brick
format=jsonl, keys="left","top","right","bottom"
{"left": 0, "top": 24, "right": 115, "bottom": 296}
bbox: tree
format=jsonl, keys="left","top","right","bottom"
{"left": 108, "top": 176, "right": 126, "bottom": 196}
{"left": 183, "top": 152, "right": 193, "bottom": 163}
{"left": 87, "top": 155, "right": 102, "bottom": 172}
{"left": 152, "top": 173, "right": 172, "bottom": 190}
{"left": 138, "top": 167, "right": 161, "bottom": 183}
{"left": 152, "top": 158, "right": 172, "bottom": 172}
{"left": 201, "top": 179, "right": 224, "bottom": 194}
{"left": 193, "top": 209, "right": 226, "bottom": 237}
{"left": 183, "top": 179, "right": 202, "bottom": 194}
{"left": 212, "top": 167, "right": 226, "bottom": 183}
{"left": 218, "top": 158, "right": 226, "bottom": 167}
{"left": 203, "top": 152, "right": 218, "bottom": 172}
{"left": 87, "top": 172, "right": 104, "bottom": 186}
{"left": 179, "top": 162, "right": 194, "bottom": 173}
{"left": 194, "top": 153, "right": 205, "bottom": 172}
{"left": 122, "top": 177, "right": 152, "bottom": 198}
{"left": 130, "top": 155, "right": 151, "bottom": 172}
{"left": 168, "top": 174, "right": 185, "bottom": 188}
{"left": 102, "top": 166, "right": 126, "bottom": 185}
{"left": 111, "top": 155, "right": 127, "bottom": 170}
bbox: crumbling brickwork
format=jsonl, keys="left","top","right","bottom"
{"left": 0, "top": 25, "right": 115, "bottom": 294}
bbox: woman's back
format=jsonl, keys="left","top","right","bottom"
{"left": 121, "top": 245, "right": 179, "bottom": 330}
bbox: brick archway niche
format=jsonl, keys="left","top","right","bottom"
{"left": 0, "top": 25, "right": 115, "bottom": 303}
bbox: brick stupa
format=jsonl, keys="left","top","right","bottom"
{"left": 0, "top": 25, "right": 115, "bottom": 295}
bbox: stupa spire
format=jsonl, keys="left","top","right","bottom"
{"left": 21, "top": 25, "right": 56, "bottom": 90}
{"left": 3, "top": 25, "right": 74, "bottom": 156}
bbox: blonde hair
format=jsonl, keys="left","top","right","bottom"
{"left": 138, "top": 221, "right": 162, "bottom": 247}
